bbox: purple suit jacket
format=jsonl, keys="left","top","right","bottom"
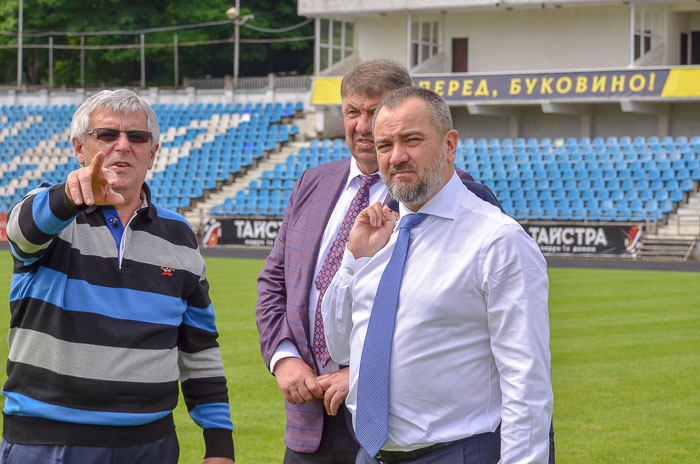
{"left": 256, "top": 159, "right": 352, "bottom": 452}
{"left": 255, "top": 159, "right": 481, "bottom": 452}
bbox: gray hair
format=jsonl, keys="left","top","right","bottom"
{"left": 372, "top": 86, "right": 453, "bottom": 137}
{"left": 340, "top": 59, "right": 414, "bottom": 99}
{"left": 70, "top": 88, "right": 160, "bottom": 147}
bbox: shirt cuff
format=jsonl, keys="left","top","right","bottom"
{"left": 203, "top": 428, "right": 235, "bottom": 460}
{"left": 50, "top": 183, "right": 81, "bottom": 219}
{"left": 270, "top": 339, "right": 301, "bottom": 374}
{"left": 337, "top": 246, "right": 369, "bottom": 282}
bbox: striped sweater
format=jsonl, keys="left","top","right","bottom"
{"left": 3, "top": 182, "right": 234, "bottom": 459}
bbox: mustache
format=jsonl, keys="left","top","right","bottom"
{"left": 387, "top": 162, "right": 418, "bottom": 176}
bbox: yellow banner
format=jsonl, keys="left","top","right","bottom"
{"left": 661, "top": 68, "right": 700, "bottom": 98}
{"left": 311, "top": 68, "right": 700, "bottom": 105}
{"left": 311, "top": 78, "right": 342, "bottom": 105}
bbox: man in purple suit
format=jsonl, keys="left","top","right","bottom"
{"left": 255, "top": 60, "right": 496, "bottom": 463}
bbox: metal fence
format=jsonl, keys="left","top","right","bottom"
{"left": 180, "top": 74, "right": 311, "bottom": 90}
{"left": 0, "top": 74, "right": 312, "bottom": 94}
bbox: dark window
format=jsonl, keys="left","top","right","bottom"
{"left": 681, "top": 33, "right": 688, "bottom": 65}
{"left": 452, "top": 38, "right": 468, "bottom": 73}
{"left": 692, "top": 31, "right": 700, "bottom": 65}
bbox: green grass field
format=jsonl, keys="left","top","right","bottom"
{"left": 0, "top": 252, "right": 699, "bottom": 463}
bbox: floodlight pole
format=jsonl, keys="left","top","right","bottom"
{"left": 140, "top": 33, "right": 146, "bottom": 88}
{"left": 49, "top": 36, "right": 53, "bottom": 89}
{"left": 17, "top": 0, "right": 23, "bottom": 89}
{"left": 227, "top": 4, "right": 254, "bottom": 90}
{"left": 174, "top": 33, "right": 179, "bottom": 87}
{"left": 80, "top": 35, "right": 85, "bottom": 88}
{"left": 234, "top": 0, "right": 240, "bottom": 88}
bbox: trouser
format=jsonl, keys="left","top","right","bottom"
{"left": 283, "top": 404, "right": 359, "bottom": 464}
{"left": 357, "top": 421, "right": 556, "bottom": 464}
{"left": 355, "top": 428, "right": 500, "bottom": 464}
{"left": 0, "top": 432, "right": 179, "bottom": 464}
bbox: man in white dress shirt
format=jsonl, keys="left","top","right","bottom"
{"left": 321, "top": 86, "right": 553, "bottom": 463}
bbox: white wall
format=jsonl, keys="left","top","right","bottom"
{"left": 335, "top": 6, "right": 632, "bottom": 74}
{"left": 519, "top": 107, "right": 581, "bottom": 139}
{"left": 671, "top": 103, "right": 700, "bottom": 135}
{"left": 591, "top": 104, "right": 658, "bottom": 138}
{"left": 356, "top": 15, "right": 409, "bottom": 64}
{"left": 451, "top": 107, "right": 511, "bottom": 139}
{"left": 689, "top": 12, "right": 700, "bottom": 30}
{"left": 441, "top": 6, "right": 631, "bottom": 73}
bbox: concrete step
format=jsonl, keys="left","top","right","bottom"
{"left": 655, "top": 189, "right": 700, "bottom": 238}
{"left": 636, "top": 255, "right": 687, "bottom": 262}
{"left": 639, "top": 248, "right": 689, "bottom": 255}
{"left": 636, "top": 237, "right": 696, "bottom": 261}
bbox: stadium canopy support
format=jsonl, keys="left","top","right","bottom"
{"left": 540, "top": 102, "right": 592, "bottom": 116}
{"left": 541, "top": 102, "right": 593, "bottom": 138}
{"left": 466, "top": 103, "right": 521, "bottom": 138}
{"left": 619, "top": 100, "right": 669, "bottom": 115}
{"left": 620, "top": 100, "right": 670, "bottom": 136}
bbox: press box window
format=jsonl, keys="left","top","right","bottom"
{"left": 410, "top": 17, "right": 440, "bottom": 68}
{"left": 319, "top": 19, "right": 354, "bottom": 72}
{"left": 634, "top": 4, "right": 663, "bottom": 61}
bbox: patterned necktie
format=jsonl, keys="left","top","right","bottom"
{"left": 312, "top": 173, "right": 380, "bottom": 367}
{"left": 355, "top": 213, "right": 428, "bottom": 457}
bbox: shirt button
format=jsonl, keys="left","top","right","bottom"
{"left": 348, "top": 269, "right": 354, "bottom": 276}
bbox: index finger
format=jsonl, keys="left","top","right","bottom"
{"left": 366, "top": 202, "right": 386, "bottom": 227}
{"left": 90, "top": 151, "right": 106, "bottom": 176}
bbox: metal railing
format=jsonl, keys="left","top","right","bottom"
{"left": 181, "top": 74, "right": 311, "bottom": 91}
{"left": 275, "top": 75, "right": 312, "bottom": 89}
{"left": 0, "top": 74, "right": 313, "bottom": 94}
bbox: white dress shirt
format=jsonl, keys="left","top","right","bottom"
{"left": 270, "top": 160, "right": 389, "bottom": 374}
{"left": 321, "top": 172, "right": 553, "bottom": 463}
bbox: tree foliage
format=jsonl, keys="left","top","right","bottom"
{"left": 0, "top": 0, "right": 313, "bottom": 87}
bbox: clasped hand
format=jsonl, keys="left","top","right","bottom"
{"left": 275, "top": 358, "right": 350, "bottom": 416}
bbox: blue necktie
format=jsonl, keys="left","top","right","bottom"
{"left": 355, "top": 212, "right": 428, "bottom": 458}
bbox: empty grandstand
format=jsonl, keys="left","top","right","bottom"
{"left": 1, "top": 92, "right": 700, "bottom": 260}
{"left": 0, "top": 100, "right": 302, "bottom": 214}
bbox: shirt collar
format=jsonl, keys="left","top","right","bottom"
{"left": 345, "top": 159, "right": 380, "bottom": 190}
{"left": 398, "top": 171, "right": 463, "bottom": 222}
{"left": 84, "top": 183, "right": 155, "bottom": 220}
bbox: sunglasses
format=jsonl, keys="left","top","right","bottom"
{"left": 86, "top": 128, "right": 152, "bottom": 144}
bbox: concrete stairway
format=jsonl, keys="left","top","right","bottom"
{"left": 183, "top": 140, "right": 309, "bottom": 231}
{"left": 637, "top": 188, "right": 699, "bottom": 261}
{"left": 655, "top": 190, "right": 700, "bottom": 237}
{"left": 636, "top": 238, "right": 696, "bottom": 261}
{"left": 183, "top": 110, "right": 318, "bottom": 232}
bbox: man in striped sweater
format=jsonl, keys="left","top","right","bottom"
{"left": 2, "top": 89, "right": 234, "bottom": 464}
